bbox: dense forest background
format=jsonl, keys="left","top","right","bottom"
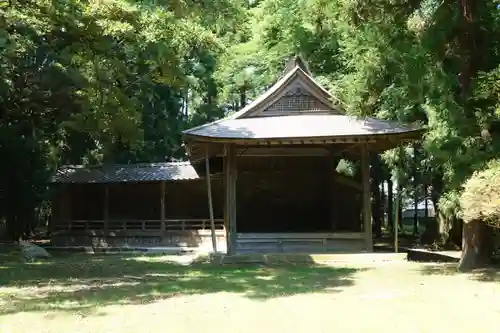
{"left": 1, "top": 0, "right": 500, "bottom": 261}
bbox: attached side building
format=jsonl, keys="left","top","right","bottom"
{"left": 51, "top": 162, "right": 225, "bottom": 250}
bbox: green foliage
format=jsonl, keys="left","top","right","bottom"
{"left": 212, "top": 0, "right": 500, "bottom": 241}
{"left": 3, "top": 0, "right": 500, "bottom": 243}
{"left": 336, "top": 159, "right": 356, "bottom": 177}
{"left": 0, "top": 0, "right": 245, "bottom": 239}
{"left": 460, "top": 160, "right": 500, "bottom": 228}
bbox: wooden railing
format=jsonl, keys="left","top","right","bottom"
{"left": 53, "top": 219, "right": 225, "bottom": 232}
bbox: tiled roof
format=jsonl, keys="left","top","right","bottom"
{"left": 52, "top": 162, "right": 200, "bottom": 184}
{"left": 183, "top": 55, "right": 421, "bottom": 142}
{"left": 183, "top": 114, "right": 421, "bottom": 141}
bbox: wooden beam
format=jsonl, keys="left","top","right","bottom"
{"left": 224, "top": 148, "right": 230, "bottom": 253}
{"left": 329, "top": 144, "right": 359, "bottom": 157}
{"left": 160, "top": 181, "right": 166, "bottom": 238}
{"left": 330, "top": 153, "right": 337, "bottom": 231}
{"left": 190, "top": 142, "right": 401, "bottom": 161}
{"left": 361, "top": 145, "right": 373, "bottom": 252}
{"left": 184, "top": 134, "right": 398, "bottom": 145}
{"left": 229, "top": 144, "right": 238, "bottom": 255}
{"left": 205, "top": 148, "right": 218, "bottom": 253}
{"left": 237, "top": 147, "right": 331, "bottom": 157}
{"left": 334, "top": 173, "right": 363, "bottom": 191}
{"left": 104, "top": 185, "right": 109, "bottom": 233}
{"left": 224, "top": 143, "right": 237, "bottom": 255}
{"left": 58, "top": 184, "right": 68, "bottom": 230}
{"left": 394, "top": 144, "right": 404, "bottom": 253}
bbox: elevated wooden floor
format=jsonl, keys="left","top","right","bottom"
{"left": 235, "top": 232, "right": 368, "bottom": 254}
{"left": 49, "top": 232, "right": 374, "bottom": 255}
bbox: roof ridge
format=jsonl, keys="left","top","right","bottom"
{"left": 59, "top": 161, "right": 193, "bottom": 170}
{"left": 281, "top": 54, "right": 312, "bottom": 78}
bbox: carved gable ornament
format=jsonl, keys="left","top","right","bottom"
{"left": 261, "top": 82, "right": 333, "bottom": 115}
{"left": 243, "top": 71, "right": 342, "bottom": 118}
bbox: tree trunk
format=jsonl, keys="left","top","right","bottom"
{"left": 239, "top": 86, "right": 247, "bottom": 109}
{"left": 421, "top": 171, "right": 447, "bottom": 244}
{"left": 458, "top": 220, "right": 494, "bottom": 272}
{"left": 371, "top": 155, "right": 382, "bottom": 238}
{"left": 372, "top": 184, "right": 382, "bottom": 238}
{"left": 413, "top": 197, "right": 418, "bottom": 236}
{"left": 424, "top": 184, "right": 428, "bottom": 218}
{"left": 413, "top": 143, "right": 419, "bottom": 236}
{"left": 387, "top": 176, "right": 394, "bottom": 231}
{"left": 450, "top": 218, "right": 463, "bottom": 248}
{"left": 380, "top": 181, "right": 386, "bottom": 229}
{"left": 398, "top": 184, "right": 403, "bottom": 232}
{"left": 6, "top": 215, "right": 22, "bottom": 242}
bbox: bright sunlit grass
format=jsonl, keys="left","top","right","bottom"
{"left": 1, "top": 253, "right": 500, "bottom": 333}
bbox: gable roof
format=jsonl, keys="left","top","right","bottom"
{"left": 183, "top": 114, "right": 421, "bottom": 142}
{"left": 52, "top": 162, "right": 200, "bottom": 184}
{"left": 183, "top": 55, "right": 422, "bottom": 145}
{"left": 228, "top": 57, "right": 340, "bottom": 119}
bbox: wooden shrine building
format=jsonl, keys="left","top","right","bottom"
{"left": 51, "top": 162, "right": 226, "bottom": 250}
{"left": 182, "top": 56, "right": 422, "bottom": 254}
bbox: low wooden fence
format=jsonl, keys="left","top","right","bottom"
{"left": 52, "top": 219, "right": 225, "bottom": 233}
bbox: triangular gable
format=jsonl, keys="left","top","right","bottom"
{"left": 182, "top": 56, "right": 345, "bottom": 136}
{"left": 240, "top": 66, "right": 343, "bottom": 118}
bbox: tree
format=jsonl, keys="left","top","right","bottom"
{"left": 0, "top": 0, "right": 245, "bottom": 240}
{"left": 216, "top": 0, "right": 500, "bottom": 252}
{"left": 325, "top": 0, "right": 500, "bottom": 247}
{"left": 458, "top": 160, "right": 500, "bottom": 271}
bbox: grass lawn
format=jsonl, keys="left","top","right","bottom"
{"left": 1, "top": 253, "right": 500, "bottom": 333}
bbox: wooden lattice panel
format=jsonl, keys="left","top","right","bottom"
{"left": 262, "top": 84, "right": 331, "bottom": 115}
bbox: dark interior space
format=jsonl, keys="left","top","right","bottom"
{"left": 165, "top": 177, "right": 223, "bottom": 219}
{"left": 64, "top": 178, "right": 224, "bottom": 223}
{"left": 108, "top": 182, "right": 160, "bottom": 220}
{"left": 71, "top": 184, "right": 104, "bottom": 220}
{"left": 236, "top": 155, "right": 361, "bottom": 233}
{"left": 332, "top": 182, "right": 362, "bottom": 232}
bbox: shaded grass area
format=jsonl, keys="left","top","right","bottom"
{"left": 0, "top": 242, "right": 24, "bottom": 263}
{"left": 0, "top": 253, "right": 361, "bottom": 315}
{"left": 419, "top": 262, "right": 500, "bottom": 282}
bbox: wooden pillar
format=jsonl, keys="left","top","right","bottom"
{"left": 394, "top": 143, "right": 404, "bottom": 253}
{"left": 58, "top": 185, "right": 67, "bottom": 229}
{"left": 413, "top": 143, "right": 419, "bottom": 236}
{"left": 205, "top": 148, "right": 218, "bottom": 252}
{"left": 60, "top": 184, "right": 72, "bottom": 230}
{"left": 361, "top": 145, "right": 373, "bottom": 252}
{"left": 50, "top": 185, "right": 60, "bottom": 233}
{"left": 104, "top": 185, "right": 109, "bottom": 232}
{"left": 394, "top": 186, "right": 400, "bottom": 253}
{"left": 224, "top": 154, "right": 230, "bottom": 253}
{"left": 160, "top": 181, "right": 166, "bottom": 238}
{"left": 330, "top": 153, "right": 337, "bottom": 231}
{"left": 224, "top": 143, "right": 237, "bottom": 255}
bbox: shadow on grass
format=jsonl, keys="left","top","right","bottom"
{"left": 419, "top": 263, "right": 500, "bottom": 282}
{"left": 0, "top": 253, "right": 364, "bottom": 316}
